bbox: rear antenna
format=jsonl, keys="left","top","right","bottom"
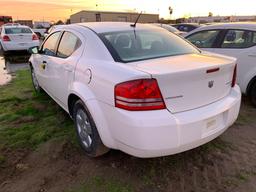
{"left": 130, "top": 11, "right": 143, "bottom": 28}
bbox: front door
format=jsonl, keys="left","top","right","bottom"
{"left": 35, "top": 31, "right": 62, "bottom": 91}
{"left": 212, "top": 29, "right": 256, "bottom": 89}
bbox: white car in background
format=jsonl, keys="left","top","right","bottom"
{"left": 29, "top": 22, "right": 241, "bottom": 158}
{"left": 0, "top": 24, "right": 40, "bottom": 54}
{"left": 151, "top": 23, "right": 187, "bottom": 36}
{"left": 43, "top": 25, "right": 64, "bottom": 39}
{"left": 185, "top": 23, "right": 256, "bottom": 106}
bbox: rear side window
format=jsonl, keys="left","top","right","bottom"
{"left": 42, "top": 32, "right": 61, "bottom": 56}
{"left": 57, "top": 32, "right": 81, "bottom": 58}
{"left": 5, "top": 27, "right": 32, "bottom": 34}
{"left": 100, "top": 30, "right": 199, "bottom": 63}
{"left": 186, "top": 30, "right": 220, "bottom": 48}
{"left": 221, "top": 30, "right": 256, "bottom": 48}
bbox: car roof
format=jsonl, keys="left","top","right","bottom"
{"left": 191, "top": 22, "right": 256, "bottom": 31}
{"left": 3, "top": 25, "right": 30, "bottom": 29}
{"left": 150, "top": 23, "right": 179, "bottom": 32}
{"left": 173, "top": 23, "right": 202, "bottom": 27}
{"left": 76, "top": 22, "right": 161, "bottom": 33}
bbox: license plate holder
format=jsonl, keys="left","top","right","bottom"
{"left": 202, "top": 113, "right": 224, "bottom": 137}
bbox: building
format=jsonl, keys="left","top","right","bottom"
{"left": 14, "top": 20, "right": 33, "bottom": 28}
{"left": 34, "top": 21, "right": 51, "bottom": 29}
{"left": 186, "top": 15, "right": 256, "bottom": 24}
{"left": 70, "top": 10, "right": 159, "bottom": 24}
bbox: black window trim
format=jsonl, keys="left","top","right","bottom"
{"left": 186, "top": 29, "right": 224, "bottom": 48}
{"left": 98, "top": 30, "right": 201, "bottom": 63}
{"left": 80, "top": 25, "right": 201, "bottom": 64}
{"left": 40, "top": 31, "right": 63, "bottom": 57}
{"left": 219, "top": 29, "right": 256, "bottom": 49}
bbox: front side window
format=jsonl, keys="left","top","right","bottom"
{"left": 221, "top": 30, "right": 256, "bottom": 48}
{"left": 5, "top": 27, "right": 32, "bottom": 34}
{"left": 42, "top": 31, "right": 61, "bottom": 56}
{"left": 57, "top": 32, "right": 81, "bottom": 58}
{"left": 186, "top": 30, "right": 220, "bottom": 48}
{"left": 100, "top": 29, "right": 199, "bottom": 63}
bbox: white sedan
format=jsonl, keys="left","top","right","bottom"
{"left": 29, "top": 22, "right": 241, "bottom": 158}
{"left": 0, "top": 24, "right": 40, "bottom": 54}
{"left": 185, "top": 23, "right": 256, "bottom": 106}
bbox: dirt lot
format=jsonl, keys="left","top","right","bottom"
{"left": 0, "top": 55, "right": 256, "bottom": 192}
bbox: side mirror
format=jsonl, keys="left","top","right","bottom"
{"left": 28, "top": 46, "right": 39, "bottom": 54}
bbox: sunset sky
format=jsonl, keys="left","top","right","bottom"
{"left": 1, "top": 0, "right": 256, "bottom": 22}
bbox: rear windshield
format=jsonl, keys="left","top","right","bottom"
{"left": 5, "top": 27, "right": 32, "bottom": 34}
{"left": 99, "top": 29, "right": 199, "bottom": 63}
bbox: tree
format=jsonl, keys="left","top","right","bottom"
{"left": 169, "top": 6, "right": 173, "bottom": 16}
{"left": 55, "top": 20, "right": 64, "bottom": 25}
{"left": 208, "top": 12, "right": 213, "bottom": 17}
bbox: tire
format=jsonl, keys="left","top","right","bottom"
{"left": 73, "top": 100, "right": 109, "bottom": 157}
{"left": 250, "top": 82, "right": 256, "bottom": 107}
{"left": 0, "top": 43, "right": 4, "bottom": 56}
{"left": 30, "top": 66, "right": 42, "bottom": 93}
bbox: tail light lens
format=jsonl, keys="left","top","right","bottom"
{"left": 115, "top": 79, "right": 166, "bottom": 111}
{"left": 2, "top": 35, "right": 10, "bottom": 41}
{"left": 231, "top": 64, "right": 237, "bottom": 87}
{"left": 32, "top": 34, "right": 39, "bottom": 40}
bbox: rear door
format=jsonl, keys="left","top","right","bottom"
{"left": 46, "top": 31, "right": 83, "bottom": 107}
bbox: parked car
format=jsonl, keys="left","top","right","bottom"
{"left": 0, "top": 24, "right": 39, "bottom": 54}
{"left": 151, "top": 23, "right": 187, "bottom": 36}
{"left": 172, "top": 23, "right": 202, "bottom": 32}
{"left": 29, "top": 22, "right": 241, "bottom": 158}
{"left": 185, "top": 23, "right": 256, "bottom": 106}
{"left": 33, "top": 28, "right": 47, "bottom": 39}
{"left": 43, "top": 25, "right": 64, "bottom": 39}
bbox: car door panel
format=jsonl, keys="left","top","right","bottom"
{"left": 46, "top": 31, "right": 84, "bottom": 108}
{"left": 34, "top": 31, "right": 62, "bottom": 92}
{"left": 211, "top": 29, "right": 256, "bottom": 93}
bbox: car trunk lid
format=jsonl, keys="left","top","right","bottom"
{"left": 8, "top": 33, "right": 33, "bottom": 42}
{"left": 131, "top": 53, "right": 236, "bottom": 113}
{"left": 5, "top": 27, "right": 33, "bottom": 43}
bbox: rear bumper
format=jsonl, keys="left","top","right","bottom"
{"left": 93, "top": 85, "right": 241, "bottom": 158}
{"left": 1, "top": 41, "right": 39, "bottom": 51}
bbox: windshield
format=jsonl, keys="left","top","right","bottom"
{"left": 5, "top": 27, "right": 32, "bottom": 34}
{"left": 99, "top": 29, "right": 199, "bottom": 63}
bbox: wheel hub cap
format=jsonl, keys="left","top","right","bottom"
{"left": 76, "top": 109, "right": 92, "bottom": 148}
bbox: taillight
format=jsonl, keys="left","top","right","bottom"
{"left": 32, "top": 34, "right": 39, "bottom": 40}
{"left": 2, "top": 35, "right": 10, "bottom": 41}
{"left": 231, "top": 64, "right": 237, "bottom": 87}
{"left": 115, "top": 79, "right": 166, "bottom": 111}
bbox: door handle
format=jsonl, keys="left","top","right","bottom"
{"left": 40, "top": 61, "right": 47, "bottom": 70}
